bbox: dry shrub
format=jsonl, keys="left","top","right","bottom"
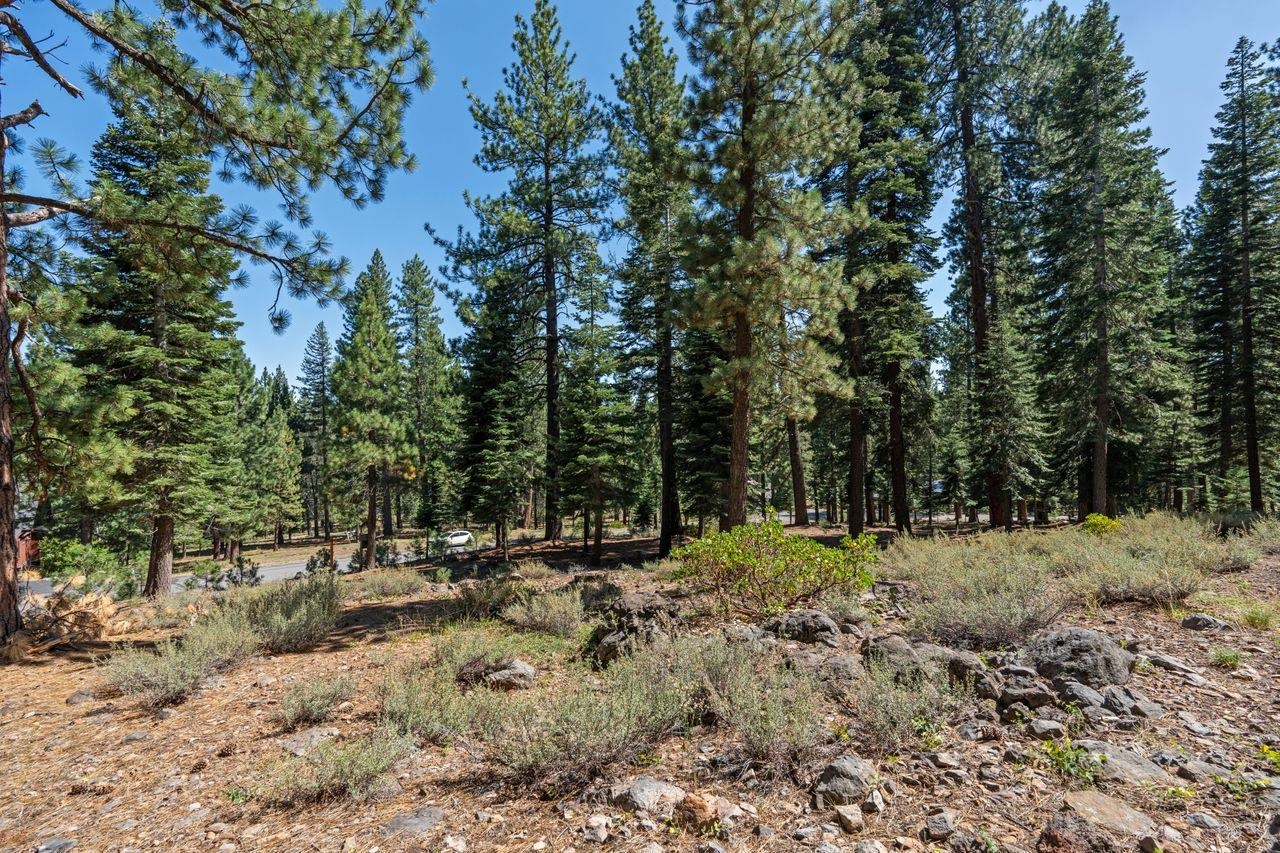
{"left": 841, "top": 661, "right": 961, "bottom": 755}
{"left": 238, "top": 574, "right": 342, "bottom": 652}
{"left": 349, "top": 569, "right": 426, "bottom": 601}
{"left": 263, "top": 729, "right": 412, "bottom": 804}
{"left": 458, "top": 578, "right": 533, "bottom": 618}
{"left": 501, "top": 588, "right": 584, "bottom": 637}
{"left": 887, "top": 535, "right": 1061, "bottom": 649}
{"left": 279, "top": 675, "right": 356, "bottom": 730}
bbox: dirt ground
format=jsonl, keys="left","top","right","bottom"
{"left": 1, "top": 541, "right": 1278, "bottom": 853}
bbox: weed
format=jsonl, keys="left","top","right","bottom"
{"left": 501, "top": 589, "right": 584, "bottom": 638}
{"left": 1210, "top": 647, "right": 1242, "bottom": 669}
{"left": 224, "top": 786, "right": 252, "bottom": 804}
{"left": 1082, "top": 513, "right": 1121, "bottom": 536}
{"left": 264, "top": 729, "right": 412, "bottom": 804}
{"left": 1041, "top": 739, "right": 1104, "bottom": 785}
{"left": 1259, "top": 744, "right": 1280, "bottom": 772}
{"left": 459, "top": 579, "right": 533, "bottom": 618}
{"left": 433, "top": 567, "right": 452, "bottom": 584}
{"left": 1243, "top": 605, "right": 1274, "bottom": 631}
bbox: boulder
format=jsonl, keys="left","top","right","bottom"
{"left": 1063, "top": 790, "right": 1155, "bottom": 838}
{"left": 1181, "top": 613, "right": 1230, "bottom": 631}
{"left": 915, "top": 642, "right": 988, "bottom": 686}
{"left": 1037, "top": 812, "right": 1122, "bottom": 853}
{"left": 763, "top": 609, "right": 841, "bottom": 647}
{"left": 586, "top": 592, "right": 680, "bottom": 666}
{"left": 1058, "top": 681, "right": 1106, "bottom": 708}
{"left": 1074, "top": 740, "right": 1169, "bottom": 786}
{"left": 813, "top": 755, "right": 879, "bottom": 807}
{"left": 1027, "top": 628, "right": 1134, "bottom": 689}
{"left": 1101, "top": 685, "right": 1163, "bottom": 718}
{"left": 276, "top": 726, "right": 339, "bottom": 757}
{"left": 483, "top": 659, "right": 537, "bottom": 691}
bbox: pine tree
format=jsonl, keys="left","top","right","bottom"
{"left": 612, "top": 0, "right": 692, "bottom": 555}
{"left": 1187, "top": 37, "right": 1280, "bottom": 512}
{"left": 1, "top": 0, "right": 430, "bottom": 636}
{"left": 332, "top": 268, "right": 406, "bottom": 569}
{"left": 437, "top": 0, "right": 606, "bottom": 541}
{"left": 71, "top": 98, "right": 240, "bottom": 596}
{"left": 251, "top": 406, "right": 304, "bottom": 549}
{"left": 678, "top": 0, "right": 858, "bottom": 528}
{"left": 396, "top": 256, "right": 461, "bottom": 532}
{"left": 297, "top": 323, "right": 335, "bottom": 537}
{"left": 1036, "top": 0, "right": 1178, "bottom": 516}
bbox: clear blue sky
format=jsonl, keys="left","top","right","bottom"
{"left": 7, "top": 1, "right": 1280, "bottom": 380}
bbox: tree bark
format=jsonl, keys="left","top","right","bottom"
{"left": 144, "top": 509, "right": 175, "bottom": 597}
{"left": 886, "top": 361, "right": 911, "bottom": 534}
{"left": 365, "top": 464, "right": 378, "bottom": 569}
{"left": 786, "top": 416, "right": 809, "bottom": 525}
{"left": 591, "top": 466, "right": 604, "bottom": 566}
{"left": 380, "top": 461, "right": 393, "bottom": 536}
{"left": 0, "top": 130, "right": 21, "bottom": 641}
{"left": 727, "top": 311, "right": 752, "bottom": 528}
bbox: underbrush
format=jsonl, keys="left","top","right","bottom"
{"left": 348, "top": 569, "right": 427, "bottom": 601}
{"left": 101, "top": 575, "right": 342, "bottom": 705}
{"left": 840, "top": 661, "right": 962, "bottom": 754}
{"left": 263, "top": 729, "right": 412, "bottom": 804}
{"left": 279, "top": 675, "right": 356, "bottom": 729}
{"left": 501, "top": 588, "right": 584, "bottom": 637}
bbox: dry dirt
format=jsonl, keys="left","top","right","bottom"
{"left": 1, "top": 543, "right": 1278, "bottom": 853}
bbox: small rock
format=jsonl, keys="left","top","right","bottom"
{"left": 957, "top": 721, "right": 997, "bottom": 741}
{"left": 1146, "top": 651, "right": 1198, "bottom": 674}
{"left": 383, "top": 806, "right": 445, "bottom": 837}
{"left": 753, "top": 824, "right": 777, "bottom": 838}
{"left": 483, "top": 659, "right": 537, "bottom": 691}
{"left": 255, "top": 675, "right": 277, "bottom": 688}
{"left": 814, "top": 754, "right": 879, "bottom": 806}
{"left": 583, "top": 814, "right": 610, "bottom": 843}
{"left": 674, "top": 794, "right": 716, "bottom": 829}
{"left": 862, "top": 789, "right": 886, "bottom": 813}
{"left": 835, "top": 804, "right": 865, "bottom": 834}
{"left": 764, "top": 609, "right": 842, "bottom": 646}
{"left": 611, "top": 776, "right": 686, "bottom": 816}
{"left": 1185, "top": 812, "right": 1220, "bottom": 829}
{"left": 66, "top": 690, "right": 94, "bottom": 705}
{"left": 156, "top": 708, "right": 176, "bottom": 721}
{"left": 923, "top": 808, "right": 956, "bottom": 841}
{"left": 1038, "top": 812, "right": 1121, "bottom": 852}
{"left": 853, "top": 843, "right": 889, "bottom": 853}
{"left": 1029, "top": 719, "right": 1066, "bottom": 740}
{"left": 276, "top": 726, "right": 339, "bottom": 757}
{"left": 1059, "top": 681, "right": 1106, "bottom": 708}
{"left": 121, "top": 730, "right": 149, "bottom": 744}
{"left": 1075, "top": 740, "right": 1169, "bottom": 785}
{"left": 442, "top": 836, "right": 466, "bottom": 852}
{"left": 1181, "top": 613, "right": 1230, "bottom": 631}
{"left": 35, "top": 840, "right": 76, "bottom": 853}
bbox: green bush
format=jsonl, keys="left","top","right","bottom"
{"left": 673, "top": 512, "right": 876, "bottom": 618}
{"left": 501, "top": 589, "right": 583, "bottom": 638}
{"left": 239, "top": 574, "right": 342, "bottom": 652}
{"left": 378, "top": 661, "right": 503, "bottom": 745}
{"left": 38, "top": 537, "right": 136, "bottom": 596}
{"left": 279, "top": 675, "right": 356, "bottom": 730}
{"left": 459, "top": 578, "right": 533, "bottom": 618}
{"left": 264, "top": 729, "right": 412, "bottom": 804}
{"left": 1081, "top": 513, "right": 1121, "bottom": 536}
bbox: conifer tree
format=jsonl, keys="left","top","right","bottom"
{"left": 613, "top": 0, "right": 692, "bottom": 555}
{"left": 1187, "top": 37, "right": 1280, "bottom": 512}
{"left": 252, "top": 406, "right": 304, "bottom": 549}
{"left": 71, "top": 98, "right": 240, "bottom": 596}
{"left": 396, "top": 256, "right": 460, "bottom": 532}
{"left": 1036, "top": 0, "right": 1177, "bottom": 516}
{"left": 332, "top": 273, "right": 405, "bottom": 568}
{"left": 678, "top": 0, "right": 858, "bottom": 528}
{"left": 1, "top": 0, "right": 431, "bottom": 637}
{"left": 297, "top": 323, "right": 335, "bottom": 537}
{"left": 437, "top": 0, "right": 606, "bottom": 541}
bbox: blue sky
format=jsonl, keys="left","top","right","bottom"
{"left": 7, "top": 0, "right": 1280, "bottom": 380}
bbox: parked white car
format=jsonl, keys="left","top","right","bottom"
{"left": 442, "top": 530, "right": 473, "bottom": 549}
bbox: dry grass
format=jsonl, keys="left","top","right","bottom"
{"left": 500, "top": 588, "right": 584, "bottom": 637}
{"left": 278, "top": 675, "right": 356, "bottom": 730}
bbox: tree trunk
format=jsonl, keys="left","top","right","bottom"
{"left": 591, "top": 466, "right": 604, "bottom": 566}
{"left": 228, "top": 539, "right": 241, "bottom": 564}
{"left": 657, "top": 299, "right": 680, "bottom": 555}
{"left": 144, "top": 510, "right": 175, "bottom": 597}
{"left": 365, "top": 464, "right": 378, "bottom": 570}
{"left": 0, "top": 131, "right": 22, "bottom": 641}
{"left": 79, "top": 517, "right": 94, "bottom": 545}
{"left": 886, "top": 361, "right": 910, "bottom": 534}
{"left": 786, "top": 416, "right": 809, "bottom": 525}
{"left": 727, "top": 311, "right": 752, "bottom": 528}
{"left": 542, "top": 160, "right": 561, "bottom": 541}
{"left": 380, "top": 462, "right": 394, "bottom": 536}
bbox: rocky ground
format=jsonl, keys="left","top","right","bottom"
{"left": 1, "top": 547, "right": 1279, "bottom": 853}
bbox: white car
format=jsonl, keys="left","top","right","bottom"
{"left": 442, "top": 530, "right": 473, "bottom": 549}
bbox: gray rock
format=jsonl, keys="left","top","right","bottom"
{"left": 276, "top": 726, "right": 340, "bottom": 757}
{"left": 999, "top": 681, "right": 1057, "bottom": 708}
{"left": 1145, "top": 651, "right": 1198, "bottom": 674}
{"left": 35, "top": 840, "right": 76, "bottom": 853}
{"left": 1059, "top": 681, "right": 1106, "bottom": 708}
{"left": 1265, "top": 813, "right": 1280, "bottom": 853}
{"left": 924, "top": 808, "right": 956, "bottom": 841}
{"left": 1075, "top": 740, "right": 1169, "bottom": 785}
{"left": 853, "top": 843, "right": 889, "bottom": 853}
{"left": 1027, "top": 628, "right": 1134, "bottom": 689}
{"left": 66, "top": 690, "right": 94, "bottom": 705}
{"left": 817, "top": 653, "right": 862, "bottom": 683}
{"left": 1185, "top": 812, "right": 1220, "bottom": 829}
{"left": 1064, "top": 790, "right": 1155, "bottom": 838}
{"left": 1101, "top": 685, "right": 1164, "bottom": 718}
{"left": 611, "top": 776, "right": 686, "bottom": 817}
{"left": 813, "top": 755, "right": 879, "bottom": 806}
{"left": 957, "top": 721, "right": 998, "bottom": 741}
{"left": 1037, "top": 812, "right": 1122, "bottom": 852}
{"left": 483, "top": 658, "right": 536, "bottom": 690}
{"left": 834, "top": 804, "right": 864, "bottom": 834}
{"left": 121, "top": 730, "right": 149, "bottom": 744}
{"left": 763, "top": 609, "right": 841, "bottom": 646}
{"left": 587, "top": 592, "right": 680, "bottom": 665}
{"left": 915, "top": 642, "right": 987, "bottom": 686}
{"left": 1029, "top": 718, "right": 1066, "bottom": 740}
{"left": 1181, "top": 612, "right": 1230, "bottom": 631}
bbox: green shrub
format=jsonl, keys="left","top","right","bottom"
{"left": 279, "top": 675, "right": 356, "bottom": 730}
{"left": 378, "top": 661, "right": 502, "bottom": 745}
{"left": 1082, "top": 513, "right": 1120, "bottom": 536}
{"left": 840, "top": 661, "right": 960, "bottom": 754}
{"left": 673, "top": 512, "right": 876, "bottom": 618}
{"left": 1042, "top": 738, "right": 1104, "bottom": 785}
{"left": 501, "top": 589, "right": 583, "bottom": 638}
{"left": 239, "top": 574, "right": 342, "bottom": 652}
{"left": 351, "top": 569, "right": 426, "bottom": 601}
{"left": 433, "top": 567, "right": 452, "bottom": 584}
{"left": 38, "top": 537, "right": 136, "bottom": 596}
{"left": 1210, "top": 647, "right": 1242, "bottom": 669}
{"left": 264, "top": 730, "right": 412, "bottom": 804}
{"left": 1242, "top": 604, "right": 1273, "bottom": 630}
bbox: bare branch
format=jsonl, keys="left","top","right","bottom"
{"left": 0, "top": 99, "right": 46, "bottom": 131}
{"left": 0, "top": 11, "right": 84, "bottom": 98}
